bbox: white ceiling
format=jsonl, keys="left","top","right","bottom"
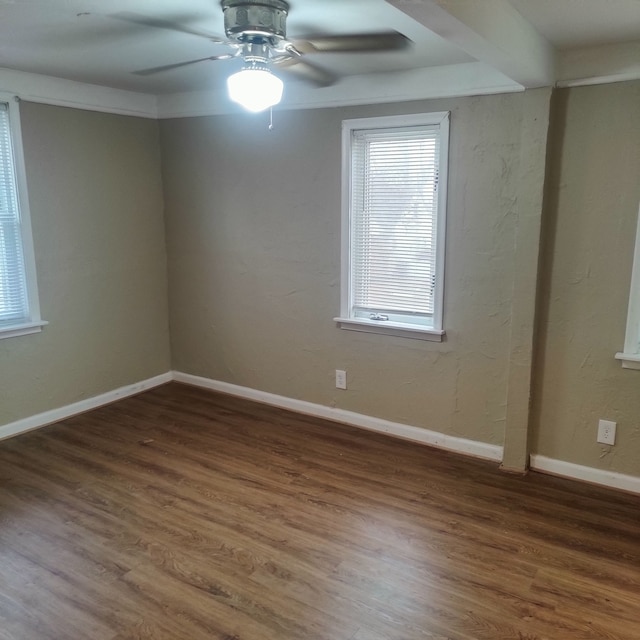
{"left": 0, "top": 0, "right": 638, "bottom": 115}
{"left": 509, "top": 0, "right": 640, "bottom": 49}
{"left": 0, "top": 0, "right": 471, "bottom": 94}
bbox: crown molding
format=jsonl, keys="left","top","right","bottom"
{"left": 156, "top": 62, "right": 522, "bottom": 119}
{"left": 0, "top": 67, "right": 158, "bottom": 118}
{"left": 557, "top": 41, "right": 640, "bottom": 88}
{"left": 0, "top": 62, "right": 520, "bottom": 122}
{"left": 1, "top": 47, "right": 638, "bottom": 122}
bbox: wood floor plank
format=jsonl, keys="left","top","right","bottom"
{"left": 1, "top": 382, "right": 639, "bottom": 639}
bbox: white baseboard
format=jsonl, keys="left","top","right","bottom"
{"left": 530, "top": 454, "right": 640, "bottom": 495}
{"left": 5, "top": 369, "right": 636, "bottom": 495}
{"left": 0, "top": 372, "right": 173, "bottom": 441}
{"left": 172, "top": 371, "right": 504, "bottom": 462}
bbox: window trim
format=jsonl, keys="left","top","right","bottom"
{"left": 334, "top": 111, "right": 449, "bottom": 341}
{"left": 615, "top": 202, "right": 640, "bottom": 369}
{"left": 0, "top": 93, "right": 44, "bottom": 340}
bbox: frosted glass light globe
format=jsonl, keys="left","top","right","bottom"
{"left": 227, "top": 68, "right": 284, "bottom": 112}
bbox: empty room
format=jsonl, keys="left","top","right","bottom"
{"left": 1, "top": 1, "right": 639, "bottom": 638}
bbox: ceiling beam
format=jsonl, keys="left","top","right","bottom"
{"left": 385, "top": 0, "right": 556, "bottom": 88}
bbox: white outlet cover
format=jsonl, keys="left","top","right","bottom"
{"left": 335, "top": 369, "right": 347, "bottom": 390}
{"left": 597, "top": 419, "right": 616, "bottom": 445}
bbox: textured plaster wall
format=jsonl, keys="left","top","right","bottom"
{"left": 4, "top": 84, "right": 639, "bottom": 479}
{"left": 0, "top": 102, "right": 171, "bottom": 425}
{"left": 532, "top": 81, "right": 640, "bottom": 475}
{"left": 161, "top": 93, "right": 524, "bottom": 446}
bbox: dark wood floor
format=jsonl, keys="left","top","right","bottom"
{"left": 1, "top": 383, "right": 639, "bottom": 640}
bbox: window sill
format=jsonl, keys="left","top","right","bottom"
{"left": 615, "top": 352, "right": 640, "bottom": 370}
{"left": 0, "top": 320, "right": 48, "bottom": 340}
{"left": 334, "top": 317, "right": 445, "bottom": 342}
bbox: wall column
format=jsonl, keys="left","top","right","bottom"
{"left": 501, "top": 87, "right": 553, "bottom": 473}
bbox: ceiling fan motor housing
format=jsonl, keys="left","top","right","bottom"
{"left": 221, "top": 0, "right": 289, "bottom": 42}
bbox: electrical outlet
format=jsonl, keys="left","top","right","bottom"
{"left": 597, "top": 419, "right": 616, "bottom": 445}
{"left": 335, "top": 369, "right": 347, "bottom": 390}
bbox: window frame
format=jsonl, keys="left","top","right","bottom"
{"left": 0, "top": 93, "right": 44, "bottom": 340}
{"left": 615, "top": 202, "right": 640, "bottom": 369}
{"left": 335, "top": 111, "right": 449, "bottom": 341}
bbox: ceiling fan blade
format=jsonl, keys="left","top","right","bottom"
{"left": 274, "top": 57, "right": 337, "bottom": 87}
{"left": 133, "top": 55, "right": 234, "bottom": 76}
{"left": 293, "top": 31, "right": 410, "bottom": 53}
{"left": 111, "top": 12, "right": 227, "bottom": 43}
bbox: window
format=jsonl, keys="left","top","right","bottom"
{"left": 0, "top": 94, "right": 44, "bottom": 339}
{"left": 335, "top": 112, "right": 449, "bottom": 341}
{"left": 616, "top": 202, "right": 640, "bottom": 369}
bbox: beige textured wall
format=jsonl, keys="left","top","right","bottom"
{"left": 0, "top": 102, "right": 171, "bottom": 425}
{"left": 3, "top": 83, "right": 637, "bottom": 477}
{"left": 532, "top": 81, "right": 640, "bottom": 475}
{"left": 161, "top": 93, "right": 525, "bottom": 446}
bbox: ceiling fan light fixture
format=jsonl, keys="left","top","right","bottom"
{"left": 227, "top": 66, "right": 284, "bottom": 112}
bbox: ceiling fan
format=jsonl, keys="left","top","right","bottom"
{"left": 114, "top": 0, "right": 411, "bottom": 111}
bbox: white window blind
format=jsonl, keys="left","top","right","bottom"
{"left": 0, "top": 96, "right": 43, "bottom": 338}
{"left": 338, "top": 112, "right": 449, "bottom": 340}
{"left": 352, "top": 125, "right": 439, "bottom": 321}
{"left": 0, "top": 103, "right": 29, "bottom": 326}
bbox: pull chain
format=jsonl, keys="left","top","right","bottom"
{"left": 268, "top": 106, "right": 274, "bottom": 131}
